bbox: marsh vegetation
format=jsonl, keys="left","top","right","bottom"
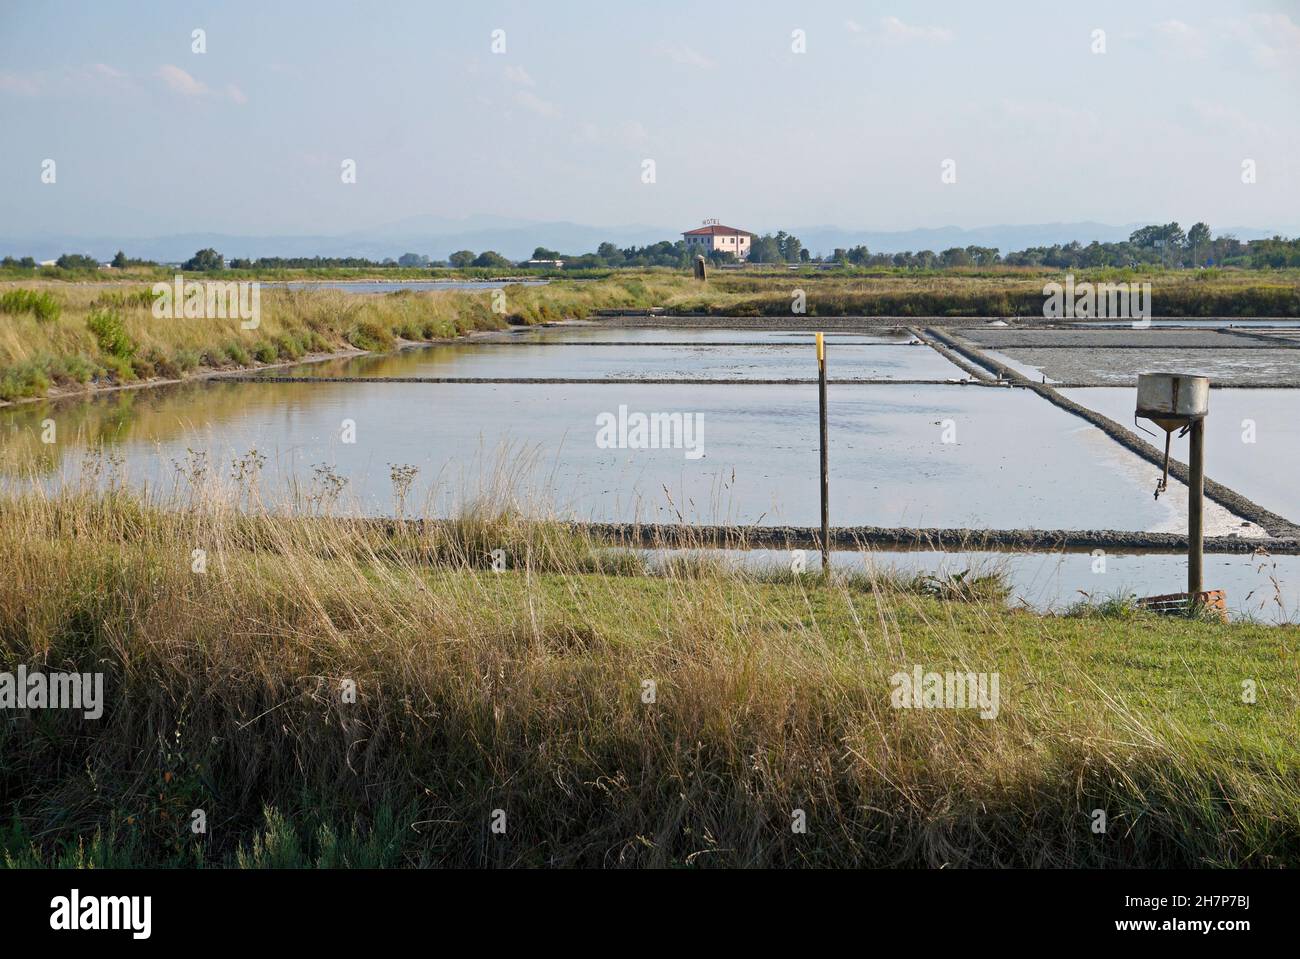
{"left": 1, "top": 468, "right": 1296, "bottom": 867}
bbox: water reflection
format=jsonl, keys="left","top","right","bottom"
{"left": 0, "top": 376, "right": 1258, "bottom": 535}
{"left": 271, "top": 339, "right": 968, "bottom": 381}
{"left": 651, "top": 547, "right": 1300, "bottom": 623}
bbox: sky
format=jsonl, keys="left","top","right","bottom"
{"left": 2, "top": 0, "right": 1298, "bottom": 238}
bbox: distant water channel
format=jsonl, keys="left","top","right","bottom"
{"left": 269, "top": 280, "right": 549, "bottom": 293}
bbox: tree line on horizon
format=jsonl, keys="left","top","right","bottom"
{"left": 5, "top": 223, "right": 1300, "bottom": 274}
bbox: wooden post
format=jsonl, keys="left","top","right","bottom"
{"left": 1187, "top": 418, "right": 1204, "bottom": 598}
{"left": 817, "top": 332, "right": 829, "bottom": 573}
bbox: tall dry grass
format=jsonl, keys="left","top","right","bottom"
{"left": 1, "top": 462, "right": 1297, "bottom": 867}
{"left": 0, "top": 277, "right": 694, "bottom": 402}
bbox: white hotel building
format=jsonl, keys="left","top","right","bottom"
{"left": 682, "top": 221, "right": 754, "bottom": 260}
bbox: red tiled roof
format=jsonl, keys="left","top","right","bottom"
{"left": 682, "top": 224, "right": 753, "bottom": 236}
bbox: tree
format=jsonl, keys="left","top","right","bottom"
{"left": 448, "top": 250, "right": 476, "bottom": 268}
{"left": 111, "top": 250, "right": 128, "bottom": 268}
{"left": 962, "top": 246, "right": 1000, "bottom": 267}
{"left": 748, "top": 234, "right": 783, "bottom": 263}
{"left": 844, "top": 245, "right": 871, "bottom": 266}
{"left": 55, "top": 253, "right": 99, "bottom": 270}
{"left": 471, "top": 250, "right": 512, "bottom": 268}
{"left": 1080, "top": 241, "right": 1107, "bottom": 268}
{"left": 1159, "top": 223, "right": 1186, "bottom": 266}
{"left": 531, "top": 247, "right": 561, "bottom": 261}
{"left": 397, "top": 252, "right": 430, "bottom": 267}
{"left": 1128, "top": 223, "right": 1185, "bottom": 267}
{"left": 1128, "top": 225, "right": 1161, "bottom": 249}
{"left": 1187, "top": 222, "right": 1211, "bottom": 266}
{"left": 182, "top": 248, "right": 224, "bottom": 271}
{"left": 764, "top": 230, "right": 805, "bottom": 263}
{"left": 595, "top": 242, "right": 624, "bottom": 266}
{"left": 1210, "top": 232, "right": 1241, "bottom": 267}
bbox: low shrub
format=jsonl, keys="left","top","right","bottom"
{"left": 0, "top": 288, "right": 61, "bottom": 323}
{"left": 346, "top": 320, "right": 395, "bottom": 352}
{"left": 97, "top": 355, "right": 135, "bottom": 383}
{"left": 47, "top": 354, "right": 96, "bottom": 386}
{"left": 0, "top": 361, "right": 50, "bottom": 400}
{"left": 130, "top": 355, "right": 156, "bottom": 379}
{"left": 273, "top": 334, "right": 303, "bottom": 360}
{"left": 85, "top": 308, "right": 135, "bottom": 359}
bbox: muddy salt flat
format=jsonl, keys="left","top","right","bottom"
{"left": 3, "top": 317, "right": 1298, "bottom": 616}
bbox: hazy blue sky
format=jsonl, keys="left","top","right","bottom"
{"left": 2, "top": 0, "right": 1298, "bottom": 237}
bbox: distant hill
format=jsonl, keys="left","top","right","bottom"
{"left": 2, "top": 219, "right": 1294, "bottom": 264}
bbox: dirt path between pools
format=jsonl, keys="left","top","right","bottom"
{"left": 361, "top": 517, "right": 1298, "bottom": 555}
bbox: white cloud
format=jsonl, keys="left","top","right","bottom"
{"left": 504, "top": 64, "right": 535, "bottom": 87}
{"left": 657, "top": 44, "right": 716, "bottom": 69}
{"left": 2, "top": 64, "right": 134, "bottom": 97}
{"left": 157, "top": 64, "right": 208, "bottom": 96}
{"left": 1236, "top": 12, "right": 1300, "bottom": 69}
{"left": 157, "top": 64, "right": 246, "bottom": 104}
{"left": 849, "top": 17, "right": 953, "bottom": 46}
{"left": 578, "top": 119, "right": 649, "bottom": 147}
{"left": 514, "top": 88, "right": 558, "bottom": 118}
{"left": 503, "top": 65, "right": 554, "bottom": 116}
{"left": 0, "top": 72, "right": 41, "bottom": 96}
{"left": 622, "top": 120, "right": 649, "bottom": 144}
{"left": 879, "top": 16, "right": 953, "bottom": 45}
{"left": 1190, "top": 99, "right": 1266, "bottom": 140}
{"left": 1154, "top": 19, "right": 1206, "bottom": 58}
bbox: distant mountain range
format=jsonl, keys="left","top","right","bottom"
{"left": 3, "top": 217, "right": 1295, "bottom": 264}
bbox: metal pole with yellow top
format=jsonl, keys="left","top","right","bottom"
{"left": 817, "top": 332, "right": 829, "bottom": 573}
